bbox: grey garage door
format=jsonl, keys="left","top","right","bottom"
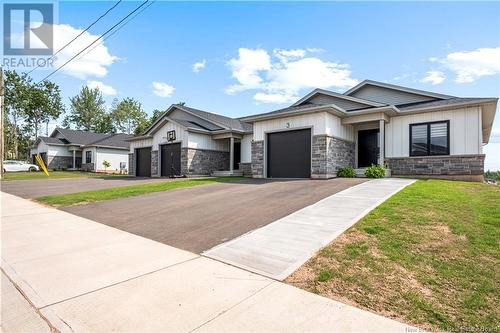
{"left": 161, "top": 143, "right": 181, "bottom": 177}
{"left": 136, "top": 147, "right": 151, "bottom": 177}
{"left": 267, "top": 129, "right": 311, "bottom": 178}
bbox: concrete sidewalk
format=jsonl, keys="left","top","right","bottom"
{"left": 204, "top": 178, "right": 415, "bottom": 280}
{"left": 1, "top": 191, "right": 413, "bottom": 332}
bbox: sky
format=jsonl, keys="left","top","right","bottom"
{"left": 4, "top": 1, "right": 500, "bottom": 169}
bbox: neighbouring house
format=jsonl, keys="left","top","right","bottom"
{"left": 128, "top": 80, "right": 498, "bottom": 181}
{"left": 31, "top": 128, "right": 132, "bottom": 173}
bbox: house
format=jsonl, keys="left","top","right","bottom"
{"left": 128, "top": 80, "right": 498, "bottom": 181}
{"left": 31, "top": 128, "right": 132, "bottom": 173}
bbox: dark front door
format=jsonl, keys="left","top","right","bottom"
{"left": 161, "top": 143, "right": 181, "bottom": 177}
{"left": 267, "top": 129, "right": 311, "bottom": 178}
{"left": 233, "top": 142, "right": 241, "bottom": 170}
{"left": 358, "top": 129, "right": 379, "bottom": 168}
{"left": 136, "top": 147, "right": 151, "bottom": 177}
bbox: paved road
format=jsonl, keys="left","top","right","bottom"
{"left": 0, "top": 176, "right": 169, "bottom": 198}
{"left": 1, "top": 192, "right": 413, "bottom": 332}
{"left": 63, "top": 178, "right": 367, "bottom": 253}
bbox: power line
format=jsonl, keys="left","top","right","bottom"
{"left": 27, "top": 0, "right": 122, "bottom": 75}
{"left": 76, "top": 0, "right": 155, "bottom": 62}
{"left": 38, "top": 0, "right": 150, "bottom": 83}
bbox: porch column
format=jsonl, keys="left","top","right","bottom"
{"left": 72, "top": 150, "right": 76, "bottom": 169}
{"left": 229, "top": 137, "right": 234, "bottom": 172}
{"left": 379, "top": 119, "right": 385, "bottom": 166}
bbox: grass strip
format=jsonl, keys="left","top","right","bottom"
{"left": 36, "top": 177, "right": 243, "bottom": 207}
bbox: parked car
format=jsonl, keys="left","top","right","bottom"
{"left": 3, "top": 160, "right": 40, "bottom": 172}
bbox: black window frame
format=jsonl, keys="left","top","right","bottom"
{"left": 409, "top": 120, "right": 450, "bottom": 157}
{"left": 85, "top": 151, "right": 92, "bottom": 164}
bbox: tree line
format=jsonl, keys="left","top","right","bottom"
{"left": 3, "top": 70, "right": 164, "bottom": 160}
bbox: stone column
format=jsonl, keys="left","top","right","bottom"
{"left": 229, "top": 137, "right": 234, "bottom": 172}
{"left": 72, "top": 150, "right": 76, "bottom": 169}
{"left": 379, "top": 119, "right": 385, "bottom": 166}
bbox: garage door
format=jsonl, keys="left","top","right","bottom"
{"left": 136, "top": 147, "right": 151, "bottom": 177}
{"left": 267, "top": 129, "right": 311, "bottom": 178}
{"left": 161, "top": 143, "right": 181, "bottom": 177}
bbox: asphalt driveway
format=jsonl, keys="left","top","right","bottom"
{"left": 62, "top": 178, "right": 367, "bottom": 253}
{"left": 1, "top": 177, "right": 168, "bottom": 198}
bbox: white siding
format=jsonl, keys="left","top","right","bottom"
{"left": 188, "top": 132, "right": 228, "bottom": 151}
{"left": 325, "top": 113, "right": 354, "bottom": 141}
{"left": 351, "top": 85, "right": 437, "bottom": 105}
{"left": 308, "top": 94, "right": 370, "bottom": 110}
{"left": 253, "top": 112, "right": 354, "bottom": 142}
{"left": 240, "top": 134, "right": 252, "bottom": 163}
{"left": 82, "top": 147, "right": 96, "bottom": 166}
{"left": 48, "top": 144, "right": 72, "bottom": 157}
{"left": 152, "top": 121, "right": 188, "bottom": 150}
{"left": 129, "top": 138, "right": 153, "bottom": 153}
{"left": 95, "top": 148, "right": 128, "bottom": 172}
{"left": 385, "top": 107, "right": 482, "bottom": 157}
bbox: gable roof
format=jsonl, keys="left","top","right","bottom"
{"left": 344, "top": 79, "right": 454, "bottom": 100}
{"left": 292, "top": 88, "right": 386, "bottom": 108}
{"left": 396, "top": 97, "right": 497, "bottom": 111}
{"left": 46, "top": 128, "right": 132, "bottom": 149}
{"left": 143, "top": 104, "right": 252, "bottom": 136}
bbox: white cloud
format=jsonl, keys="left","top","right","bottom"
{"left": 441, "top": 47, "right": 500, "bottom": 83}
{"left": 420, "top": 71, "right": 445, "bottom": 85}
{"left": 86, "top": 80, "right": 117, "bottom": 95}
{"left": 152, "top": 81, "right": 175, "bottom": 98}
{"left": 192, "top": 59, "right": 207, "bottom": 73}
{"left": 225, "top": 48, "right": 358, "bottom": 104}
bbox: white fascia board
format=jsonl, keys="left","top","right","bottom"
{"left": 242, "top": 105, "right": 347, "bottom": 122}
{"left": 291, "top": 88, "right": 386, "bottom": 107}
{"left": 344, "top": 79, "right": 454, "bottom": 99}
{"left": 126, "top": 135, "right": 154, "bottom": 141}
{"left": 399, "top": 99, "right": 498, "bottom": 114}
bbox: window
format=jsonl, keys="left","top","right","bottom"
{"left": 85, "top": 151, "right": 92, "bottom": 163}
{"left": 410, "top": 121, "right": 449, "bottom": 156}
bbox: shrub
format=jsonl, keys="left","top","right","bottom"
{"left": 336, "top": 166, "right": 356, "bottom": 178}
{"left": 364, "top": 164, "right": 386, "bottom": 178}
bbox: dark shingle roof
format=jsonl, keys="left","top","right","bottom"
{"left": 397, "top": 97, "right": 497, "bottom": 111}
{"left": 88, "top": 133, "right": 132, "bottom": 149}
{"left": 181, "top": 106, "right": 252, "bottom": 132}
{"left": 55, "top": 128, "right": 110, "bottom": 145}
{"left": 38, "top": 136, "right": 67, "bottom": 145}
{"left": 240, "top": 103, "right": 325, "bottom": 120}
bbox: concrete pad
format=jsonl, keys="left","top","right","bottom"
{"left": 1, "top": 192, "right": 197, "bottom": 308}
{"left": 0, "top": 272, "right": 51, "bottom": 333}
{"left": 204, "top": 178, "right": 415, "bottom": 280}
{"left": 194, "top": 282, "right": 413, "bottom": 333}
{"left": 44, "top": 257, "right": 272, "bottom": 332}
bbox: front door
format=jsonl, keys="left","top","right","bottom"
{"left": 358, "top": 129, "right": 379, "bottom": 168}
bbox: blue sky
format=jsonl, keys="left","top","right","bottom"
{"left": 8, "top": 1, "right": 500, "bottom": 169}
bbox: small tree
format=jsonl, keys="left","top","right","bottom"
{"left": 103, "top": 160, "right": 111, "bottom": 172}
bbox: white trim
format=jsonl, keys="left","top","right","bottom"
{"left": 344, "top": 79, "right": 454, "bottom": 99}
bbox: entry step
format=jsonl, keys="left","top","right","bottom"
{"left": 212, "top": 170, "right": 243, "bottom": 177}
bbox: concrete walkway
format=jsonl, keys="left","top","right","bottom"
{"left": 1, "top": 191, "right": 414, "bottom": 332}
{"left": 204, "top": 178, "right": 415, "bottom": 280}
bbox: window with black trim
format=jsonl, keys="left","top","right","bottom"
{"left": 85, "top": 151, "right": 92, "bottom": 163}
{"left": 410, "top": 121, "right": 449, "bottom": 156}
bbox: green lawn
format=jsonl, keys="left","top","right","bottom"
{"left": 287, "top": 180, "right": 499, "bottom": 332}
{"left": 2, "top": 171, "right": 123, "bottom": 181}
{"left": 35, "top": 177, "right": 243, "bottom": 207}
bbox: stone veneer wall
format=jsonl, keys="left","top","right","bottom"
{"left": 386, "top": 155, "right": 485, "bottom": 178}
{"left": 251, "top": 141, "right": 264, "bottom": 178}
{"left": 181, "top": 148, "right": 229, "bottom": 176}
{"left": 46, "top": 155, "right": 73, "bottom": 170}
{"left": 151, "top": 150, "right": 159, "bottom": 177}
{"left": 311, "top": 135, "right": 355, "bottom": 179}
{"left": 128, "top": 153, "right": 135, "bottom": 176}
{"left": 239, "top": 162, "right": 252, "bottom": 176}
{"left": 81, "top": 163, "right": 94, "bottom": 172}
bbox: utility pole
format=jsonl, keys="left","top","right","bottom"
{"left": 0, "top": 67, "right": 5, "bottom": 180}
